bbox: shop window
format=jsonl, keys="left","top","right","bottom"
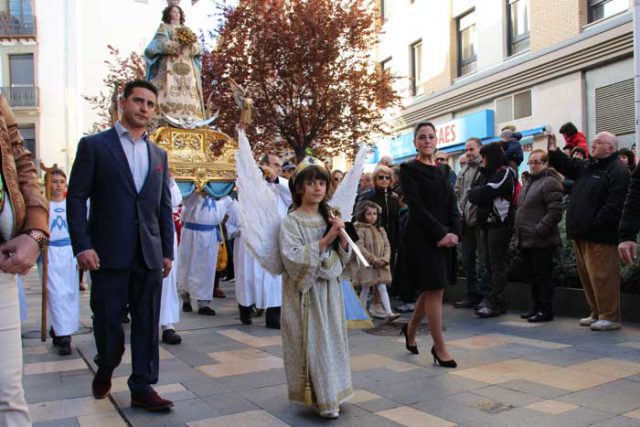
{"left": 507, "top": 0, "right": 529, "bottom": 56}
{"left": 494, "top": 90, "right": 531, "bottom": 123}
{"left": 589, "top": 0, "right": 627, "bottom": 23}
{"left": 457, "top": 10, "right": 477, "bottom": 77}
{"left": 410, "top": 40, "right": 423, "bottom": 96}
{"left": 595, "top": 78, "right": 634, "bottom": 135}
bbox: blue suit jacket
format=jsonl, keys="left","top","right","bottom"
{"left": 67, "top": 127, "right": 174, "bottom": 270}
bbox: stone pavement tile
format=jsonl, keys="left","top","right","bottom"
{"left": 558, "top": 379, "right": 640, "bottom": 414}
{"left": 519, "top": 347, "right": 601, "bottom": 367}
{"left": 531, "top": 367, "right": 612, "bottom": 391}
{"left": 526, "top": 399, "right": 579, "bottom": 415}
{"left": 499, "top": 321, "right": 542, "bottom": 328}
{"left": 351, "top": 354, "right": 421, "bottom": 373}
{"left": 499, "top": 379, "right": 570, "bottom": 399}
{"left": 413, "top": 392, "right": 518, "bottom": 427}
{"left": 624, "top": 409, "right": 640, "bottom": 419}
{"left": 471, "top": 385, "right": 541, "bottom": 407}
{"left": 568, "top": 358, "right": 640, "bottom": 380}
{"left": 76, "top": 412, "right": 127, "bottom": 426}
{"left": 23, "top": 345, "right": 49, "bottom": 355}
{"left": 109, "top": 383, "right": 196, "bottom": 405}
{"left": 29, "top": 396, "right": 116, "bottom": 423}
{"left": 120, "top": 397, "right": 220, "bottom": 427}
{"left": 186, "top": 409, "right": 289, "bottom": 427}
{"left": 374, "top": 373, "right": 487, "bottom": 406}
{"left": 486, "top": 343, "right": 553, "bottom": 359}
{"left": 34, "top": 418, "right": 80, "bottom": 427}
{"left": 353, "top": 396, "right": 402, "bottom": 413}
{"left": 198, "top": 348, "right": 283, "bottom": 378}
{"left": 451, "top": 358, "right": 548, "bottom": 385}
{"left": 24, "top": 372, "right": 95, "bottom": 403}
{"left": 24, "top": 358, "right": 88, "bottom": 375}
{"left": 626, "top": 374, "right": 640, "bottom": 382}
{"left": 217, "top": 328, "right": 282, "bottom": 348}
{"left": 589, "top": 416, "right": 640, "bottom": 427}
{"left": 350, "top": 389, "right": 381, "bottom": 404}
{"left": 375, "top": 406, "right": 456, "bottom": 427}
{"left": 618, "top": 342, "right": 640, "bottom": 350}
{"left": 201, "top": 391, "right": 260, "bottom": 416}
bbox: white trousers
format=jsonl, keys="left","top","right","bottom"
{"left": 0, "top": 273, "right": 31, "bottom": 426}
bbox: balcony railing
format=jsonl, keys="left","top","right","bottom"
{"left": 0, "top": 14, "right": 36, "bottom": 37}
{"left": 1, "top": 86, "right": 38, "bottom": 107}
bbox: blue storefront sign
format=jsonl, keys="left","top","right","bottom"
{"left": 372, "top": 110, "right": 496, "bottom": 163}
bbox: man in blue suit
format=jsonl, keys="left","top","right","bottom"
{"left": 67, "top": 80, "right": 175, "bottom": 412}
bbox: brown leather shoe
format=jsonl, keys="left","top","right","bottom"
{"left": 131, "top": 390, "right": 174, "bottom": 412}
{"left": 92, "top": 371, "right": 112, "bottom": 399}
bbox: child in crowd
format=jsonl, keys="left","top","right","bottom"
{"left": 45, "top": 169, "right": 80, "bottom": 355}
{"left": 352, "top": 200, "right": 400, "bottom": 323}
{"left": 279, "top": 160, "right": 353, "bottom": 419}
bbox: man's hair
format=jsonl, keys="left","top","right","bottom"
{"left": 466, "top": 137, "right": 482, "bottom": 148}
{"left": 529, "top": 149, "right": 548, "bottom": 163}
{"left": 259, "top": 153, "right": 279, "bottom": 166}
{"left": 123, "top": 79, "right": 158, "bottom": 99}
{"left": 501, "top": 125, "right": 516, "bottom": 132}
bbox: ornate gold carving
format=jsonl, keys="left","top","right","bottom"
{"left": 151, "top": 126, "right": 237, "bottom": 192}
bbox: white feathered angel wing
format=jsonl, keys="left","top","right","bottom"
{"left": 235, "top": 128, "right": 284, "bottom": 275}
{"left": 329, "top": 144, "right": 369, "bottom": 220}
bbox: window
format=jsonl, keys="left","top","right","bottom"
{"left": 507, "top": 0, "right": 529, "bottom": 56}
{"left": 18, "top": 124, "right": 35, "bottom": 158}
{"left": 410, "top": 40, "right": 423, "bottom": 96}
{"left": 589, "top": 0, "right": 627, "bottom": 23}
{"left": 494, "top": 90, "right": 532, "bottom": 123}
{"left": 9, "top": 53, "right": 34, "bottom": 86}
{"left": 380, "top": 57, "right": 392, "bottom": 74}
{"left": 380, "top": 0, "right": 390, "bottom": 21}
{"left": 457, "top": 10, "right": 477, "bottom": 77}
{"left": 595, "top": 79, "right": 634, "bottom": 135}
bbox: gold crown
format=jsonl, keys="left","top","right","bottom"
{"left": 293, "top": 156, "right": 328, "bottom": 178}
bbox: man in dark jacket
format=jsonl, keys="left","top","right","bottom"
{"left": 549, "top": 132, "right": 630, "bottom": 331}
{"left": 618, "top": 164, "right": 640, "bottom": 264}
{"left": 514, "top": 149, "right": 563, "bottom": 322}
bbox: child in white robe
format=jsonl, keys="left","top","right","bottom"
{"left": 279, "top": 162, "right": 352, "bottom": 419}
{"left": 46, "top": 169, "right": 79, "bottom": 355}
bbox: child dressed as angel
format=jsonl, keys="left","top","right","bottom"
{"left": 278, "top": 160, "right": 353, "bottom": 419}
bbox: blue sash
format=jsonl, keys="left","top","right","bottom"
{"left": 49, "top": 237, "right": 71, "bottom": 247}
{"left": 184, "top": 222, "right": 222, "bottom": 242}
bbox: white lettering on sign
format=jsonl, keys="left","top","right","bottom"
{"left": 438, "top": 124, "right": 457, "bottom": 146}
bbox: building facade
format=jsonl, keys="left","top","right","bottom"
{"left": 373, "top": 0, "right": 634, "bottom": 171}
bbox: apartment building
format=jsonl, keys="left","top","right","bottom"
{"left": 372, "top": 0, "right": 634, "bottom": 170}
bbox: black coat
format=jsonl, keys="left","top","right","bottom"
{"left": 397, "top": 160, "right": 460, "bottom": 292}
{"left": 549, "top": 150, "right": 630, "bottom": 245}
{"left": 619, "top": 164, "right": 640, "bottom": 243}
{"left": 468, "top": 166, "right": 515, "bottom": 228}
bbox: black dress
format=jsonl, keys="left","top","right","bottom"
{"left": 398, "top": 160, "right": 460, "bottom": 292}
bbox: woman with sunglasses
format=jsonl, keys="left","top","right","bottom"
{"left": 398, "top": 122, "right": 460, "bottom": 367}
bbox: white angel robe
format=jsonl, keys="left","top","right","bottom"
{"left": 178, "top": 193, "right": 232, "bottom": 301}
{"left": 47, "top": 200, "right": 80, "bottom": 336}
{"left": 160, "top": 178, "right": 182, "bottom": 327}
{"left": 233, "top": 178, "right": 291, "bottom": 309}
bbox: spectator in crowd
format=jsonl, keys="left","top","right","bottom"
{"left": 499, "top": 129, "right": 524, "bottom": 169}
{"left": 362, "top": 165, "right": 400, "bottom": 318}
{"left": 328, "top": 169, "right": 344, "bottom": 199}
{"left": 559, "top": 122, "right": 588, "bottom": 152}
{"left": 398, "top": 121, "right": 459, "bottom": 368}
{"left": 0, "top": 95, "right": 49, "bottom": 426}
{"left": 281, "top": 161, "right": 296, "bottom": 180}
{"left": 358, "top": 172, "right": 374, "bottom": 195}
{"left": 571, "top": 147, "right": 587, "bottom": 160}
{"left": 618, "top": 148, "right": 636, "bottom": 173}
{"left": 514, "top": 149, "right": 564, "bottom": 322}
{"left": 459, "top": 155, "right": 467, "bottom": 169}
{"left": 469, "top": 142, "right": 516, "bottom": 318}
{"left": 378, "top": 155, "right": 394, "bottom": 168}
{"left": 391, "top": 166, "right": 401, "bottom": 193}
{"left": 549, "top": 132, "right": 630, "bottom": 331}
{"left": 453, "top": 137, "right": 489, "bottom": 309}
{"left": 436, "top": 151, "right": 457, "bottom": 188}
{"left": 392, "top": 187, "right": 416, "bottom": 313}
{"left": 618, "top": 156, "right": 640, "bottom": 266}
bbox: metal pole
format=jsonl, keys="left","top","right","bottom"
{"left": 634, "top": 0, "right": 640, "bottom": 163}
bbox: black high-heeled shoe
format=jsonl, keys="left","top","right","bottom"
{"left": 431, "top": 346, "right": 457, "bottom": 368}
{"left": 400, "top": 324, "right": 419, "bottom": 354}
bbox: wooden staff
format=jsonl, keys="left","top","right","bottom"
{"left": 39, "top": 161, "right": 56, "bottom": 342}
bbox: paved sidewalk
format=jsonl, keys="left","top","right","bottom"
{"left": 18, "top": 271, "right": 640, "bottom": 426}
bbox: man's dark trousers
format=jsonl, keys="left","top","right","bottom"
{"left": 91, "top": 237, "right": 162, "bottom": 396}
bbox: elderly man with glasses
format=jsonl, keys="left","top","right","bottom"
{"left": 549, "top": 132, "right": 630, "bottom": 331}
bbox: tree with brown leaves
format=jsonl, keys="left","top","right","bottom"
{"left": 83, "top": 45, "right": 146, "bottom": 133}
{"left": 202, "top": 0, "right": 398, "bottom": 162}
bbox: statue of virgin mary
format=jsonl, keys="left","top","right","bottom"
{"left": 144, "top": 2, "right": 205, "bottom": 123}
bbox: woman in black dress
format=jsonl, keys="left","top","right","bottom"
{"left": 399, "top": 122, "right": 460, "bottom": 367}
